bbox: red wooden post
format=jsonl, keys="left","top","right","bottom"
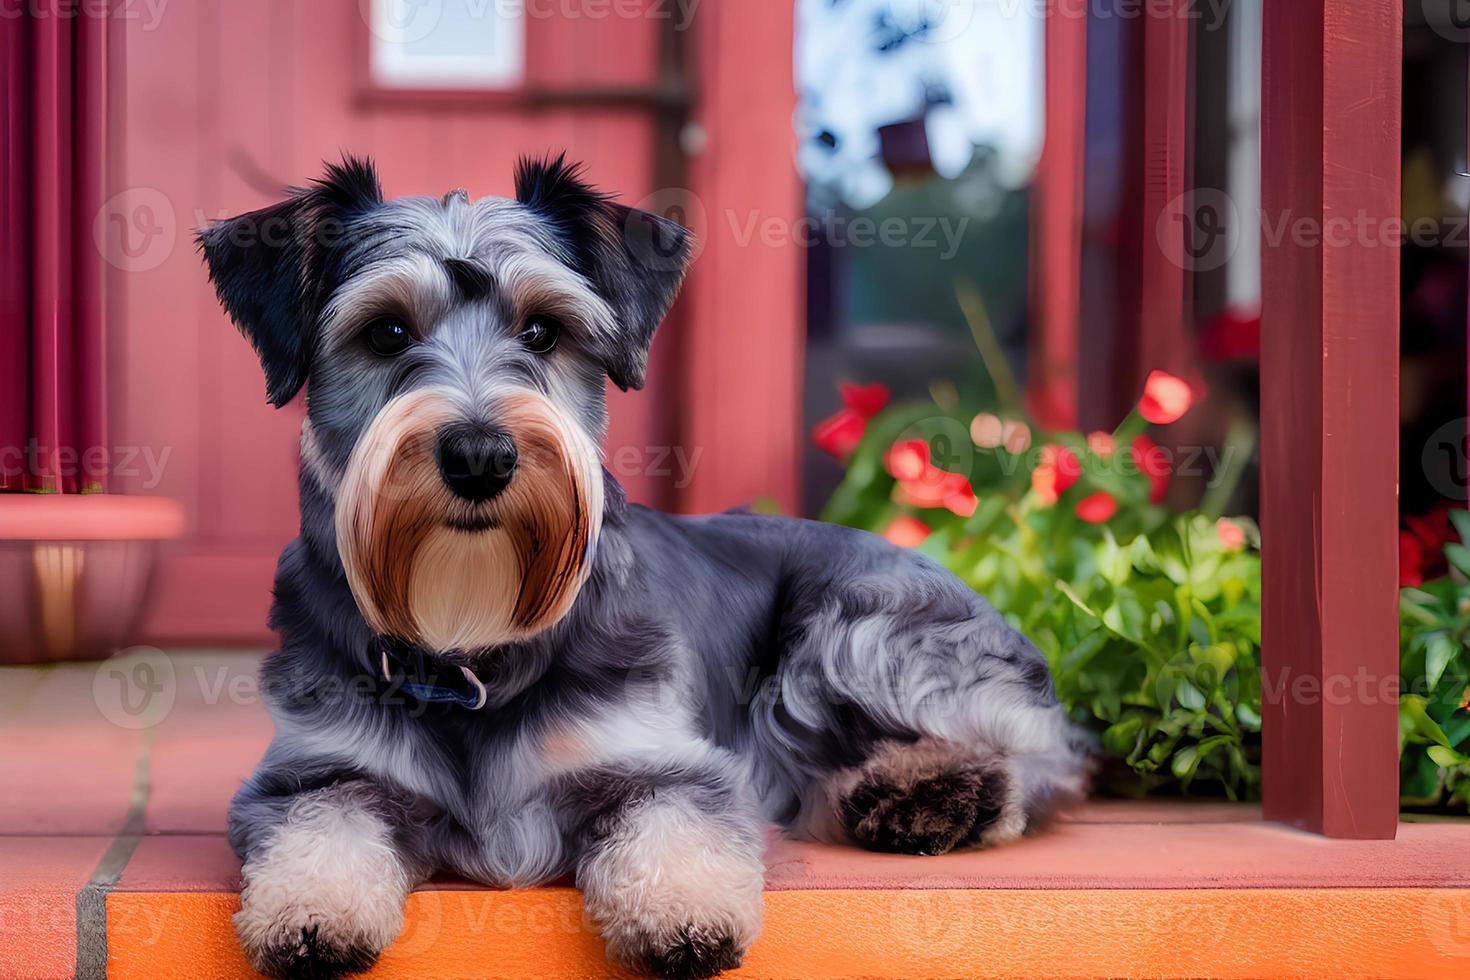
{"left": 1136, "top": 1, "right": 1195, "bottom": 384}
{"left": 1027, "top": 7, "right": 1087, "bottom": 430}
{"left": 677, "top": 0, "right": 804, "bottom": 514}
{"left": 1260, "top": 0, "right": 1401, "bottom": 839}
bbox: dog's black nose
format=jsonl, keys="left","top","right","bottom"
{"left": 436, "top": 426, "right": 518, "bottom": 503}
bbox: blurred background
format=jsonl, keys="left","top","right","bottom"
{"left": 0, "top": 0, "right": 1465, "bottom": 656}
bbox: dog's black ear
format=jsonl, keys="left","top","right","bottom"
{"left": 515, "top": 154, "right": 693, "bottom": 391}
{"left": 197, "top": 157, "right": 383, "bottom": 407}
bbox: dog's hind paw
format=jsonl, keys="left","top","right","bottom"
{"left": 630, "top": 925, "right": 745, "bottom": 980}
{"left": 835, "top": 740, "right": 1016, "bottom": 855}
{"left": 244, "top": 923, "right": 381, "bottom": 980}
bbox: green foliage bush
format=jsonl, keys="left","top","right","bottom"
{"left": 819, "top": 384, "right": 1468, "bottom": 808}
{"left": 820, "top": 386, "right": 1265, "bottom": 799}
{"left": 1400, "top": 517, "right": 1470, "bottom": 809}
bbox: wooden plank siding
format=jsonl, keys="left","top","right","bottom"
{"left": 1259, "top": 0, "right": 1402, "bottom": 838}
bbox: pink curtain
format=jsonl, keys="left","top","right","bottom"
{"left": 2, "top": 5, "right": 111, "bottom": 494}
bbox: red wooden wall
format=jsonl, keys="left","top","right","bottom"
{"left": 110, "top": 1, "right": 801, "bottom": 643}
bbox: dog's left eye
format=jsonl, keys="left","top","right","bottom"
{"left": 363, "top": 318, "right": 414, "bottom": 357}
{"left": 518, "top": 316, "right": 561, "bottom": 355}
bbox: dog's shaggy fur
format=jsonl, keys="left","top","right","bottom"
{"left": 200, "top": 156, "right": 1089, "bottom": 979}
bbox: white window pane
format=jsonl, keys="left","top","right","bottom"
{"left": 370, "top": 0, "right": 526, "bottom": 90}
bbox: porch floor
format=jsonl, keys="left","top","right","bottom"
{"left": 3, "top": 652, "right": 1468, "bottom": 978}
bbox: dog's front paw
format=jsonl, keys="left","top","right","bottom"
{"left": 581, "top": 798, "right": 764, "bottom": 979}
{"left": 234, "top": 872, "right": 405, "bottom": 980}
{"left": 238, "top": 920, "right": 383, "bottom": 980}
{"left": 624, "top": 924, "right": 746, "bottom": 980}
{"left": 234, "top": 785, "right": 414, "bottom": 979}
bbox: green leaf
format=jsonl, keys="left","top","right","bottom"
{"left": 1403, "top": 696, "right": 1452, "bottom": 748}
{"left": 1102, "top": 715, "right": 1146, "bottom": 755}
{"left": 1174, "top": 679, "right": 1206, "bottom": 711}
{"left": 1428, "top": 744, "right": 1468, "bottom": 768}
{"left": 1170, "top": 745, "right": 1200, "bottom": 780}
{"left": 1426, "top": 634, "right": 1458, "bottom": 692}
{"left": 1400, "top": 750, "right": 1445, "bottom": 804}
{"left": 1448, "top": 508, "right": 1470, "bottom": 544}
{"left": 1445, "top": 543, "right": 1470, "bottom": 579}
{"left": 1055, "top": 581, "right": 1101, "bottom": 621}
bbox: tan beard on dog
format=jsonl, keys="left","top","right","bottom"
{"left": 335, "top": 386, "right": 603, "bottom": 652}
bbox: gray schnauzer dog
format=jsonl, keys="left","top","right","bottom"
{"left": 198, "top": 156, "right": 1088, "bottom": 980}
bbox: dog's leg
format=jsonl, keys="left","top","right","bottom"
{"left": 230, "top": 776, "right": 427, "bottom": 979}
{"left": 824, "top": 738, "right": 1023, "bottom": 855}
{"left": 561, "top": 758, "right": 765, "bottom": 980}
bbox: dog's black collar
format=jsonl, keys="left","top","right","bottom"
{"left": 377, "top": 640, "right": 488, "bottom": 710}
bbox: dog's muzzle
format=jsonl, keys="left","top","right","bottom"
{"left": 334, "top": 386, "right": 603, "bottom": 653}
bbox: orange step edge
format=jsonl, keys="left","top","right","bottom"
{"left": 107, "top": 887, "right": 1470, "bottom": 978}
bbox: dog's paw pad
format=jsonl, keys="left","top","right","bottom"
{"left": 841, "top": 768, "right": 1003, "bottom": 856}
{"left": 635, "top": 925, "right": 744, "bottom": 980}
{"left": 247, "top": 923, "right": 381, "bottom": 980}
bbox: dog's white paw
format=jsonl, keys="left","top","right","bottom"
{"left": 234, "top": 784, "right": 412, "bottom": 979}
{"left": 579, "top": 797, "right": 764, "bottom": 979}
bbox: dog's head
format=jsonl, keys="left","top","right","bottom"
{"left": 198, "top": 156, "right": 691, "bottom": 652}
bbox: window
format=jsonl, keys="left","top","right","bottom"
{"left": 368, "top": 0, "right": 526, "bottom": 91}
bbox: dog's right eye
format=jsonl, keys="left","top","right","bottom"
{"left": 363, "top": 318, "right": 414, "bottom": 357}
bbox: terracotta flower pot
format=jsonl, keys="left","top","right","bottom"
{"left": 0, "top": 495, "right": 185, "bottom": 663}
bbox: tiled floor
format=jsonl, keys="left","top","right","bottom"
{"left": 4, "top": 651, "right": 1470, "bottom": 978}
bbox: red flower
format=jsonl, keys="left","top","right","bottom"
{"left": 1001, "top": 420, "right": 1032, "bottom": 454}
{"left": 1405, "top": 505, "right": 1457, "bottom": 553}
{"left": 811, "top": 382, "right": 891, "bottom": 459}
{"left": 883, "top": 515, "right": 931, "bottom": 548}
{"left": 884, "top": 438, "right": 930, "bottom": 481}
{"left": 1129, "top": 435, "right": 1171, "bottom": 504}
{"left": 1076, "top": 491, "right": 1118, "bottom": 524}
{"left": 1400, "top": 530, "right": 1426, "bottom": 588}
{"left": 970, "top": 413, "right": 1004, "bottom": 449}
{"left": 940, "top": 480, "right": 978, "bottom": 518}
{"left": 812, "top": 410, "right": 866, "bottom": 459}
{"left": 1217, "top": 518, "right": 1246, "bottom": 552}
{"left": 1086, "top": 431, "right": 1116, "bottom": 457}
{"left": 841, "top": 382, "right": 890, "bottom": 418}
{"left": 1400, "top": 504, "right": 1460, "bottom": 583}
{"left": 886, "top": 438, "right": 977, "bottom": 516}
{"left": 1032, "top": 444, "right": 1081, "bottom": 505}
{"left": 1139, "top": 370, "right": 1194, "bottom": 425}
